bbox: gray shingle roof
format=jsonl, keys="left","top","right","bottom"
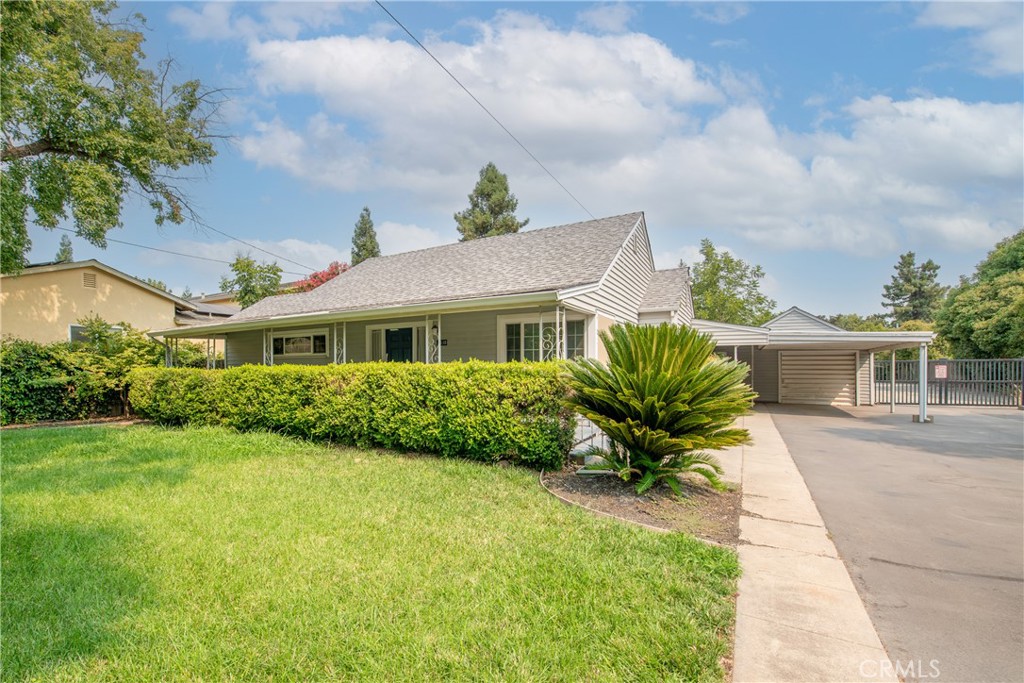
{"left": 233, "top": 213, "right": 643, "bottom": 321}
{"left": 638, "top": 268, "right": 690, "bottom": 312}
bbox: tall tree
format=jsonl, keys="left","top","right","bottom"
{"left": 688, "top": 239, "right": 776, "bottom": 326}
{"left": 821, "top": 312, "right": 889, "bottom": 331}
{"left": 881, "top": 252, "right": 947, "bottom": 324}
{"left": 141, "top": 277, "right": 168, "bottom": 292}
{"left": 350, "top": 207, "right": 380, "bottom": 265}
{"left": 0, "top": 0, "right": 220, "bottom": 274}
{"left": 54, "top": 235, "right": 74, "bottom": 262}
{"left": 454, "top": 162, "right": 529, "bottom": 240}
{"left": 935, "top": 230, "right": 1024, "bottom": 358}
{"left": 220, "top": 255, "right": 282, "bottom": 309}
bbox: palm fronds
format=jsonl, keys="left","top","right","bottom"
{"left": 565, "top": 323, "right": 755, "bottom": 494}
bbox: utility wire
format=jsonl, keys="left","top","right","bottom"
{"left": 199, "top": 224, "right": 315, "bottom": 271}
{"left": 374, "top": 1, "right": 596, "bottom": 220}
{"left": 50, "top": 226, "right": 309, "bottom": 277}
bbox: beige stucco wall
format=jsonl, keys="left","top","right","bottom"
{"left": 1, "top": 265, "right": 179, "bottom": 343}
{"left": 596, "top": 314, "right": 617, "bottom": 363}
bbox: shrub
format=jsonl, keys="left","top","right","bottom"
{"left": 0, "top": 317, "right": 213, "bottom": 425}
{"left": 128, "top": 361, "right": 575, "bottom": 469}
{"left": 0, "top": 338, "right": 104, "bottom": 424}
{"left": 565, "top": 323, "right": 756, "bottom": 494}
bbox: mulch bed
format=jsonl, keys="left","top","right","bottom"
{"left": 542, "top": 468, "right": 742, "bottom": 546}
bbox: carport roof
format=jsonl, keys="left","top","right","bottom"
{"left": 692, "top": 318, "right": 934, "bottom": 352}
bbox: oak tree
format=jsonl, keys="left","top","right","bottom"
{"left": 1, "top": 0, "right": 220, "bottom": 273}
{"left": 688, "top": 239, "right": 776, "bottom": 326}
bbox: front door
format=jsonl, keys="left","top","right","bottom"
{"left": 385, "top": 327, "right": 413, "bottom": 362}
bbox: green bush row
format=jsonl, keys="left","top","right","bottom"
{"left": 128, "top": 362, "right": 575, "bottom": 469}
{"left": 0, "top": 338, "right": 111, "bottom": 424}
{"left": 1, "top": 318, "right": 215, "bottom": 425}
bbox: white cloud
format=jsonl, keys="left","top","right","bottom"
{"left": 376, "top": 221, "right": 449, "bottom": 255}
{"left": 691, "top": 3, "right": 750, "bottom": 25}
{"left": 576, "top": 3, "right": 636, "bottom": 33}
{"left": 234, "top": 13, "right": 1020, "bottom": 257}
{"left": 916, "top": 2, "right": 1024, "bottom": 76}
{"left": 148, "top": 238, "right": 351, "bottom": 284}
{"left": 168, "top": 2, "right": 350, "bottom": 42}
{"left": 654, "top": 245, "right": 702, "bottom": 270}
{"left": 710, "top": 38, "right": 747, "bottom": 49}
{"left": 241, "top": 11, "right": 719, "bottom": 192}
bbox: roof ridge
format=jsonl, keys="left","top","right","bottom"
{"left": 349, "top": 211, "right": 644, "bottom": 267}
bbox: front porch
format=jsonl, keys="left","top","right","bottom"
{"left": 160, "top": 304, "right": 612, "bottom": 368}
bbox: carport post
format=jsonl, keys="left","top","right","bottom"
{"left": 890, "top": 352, "right": 896, "bottom": 414}
{"left": 913, "top": 342, "right": 932, "bottom": 424}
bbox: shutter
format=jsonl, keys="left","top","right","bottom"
{"left": 780, "top": 351, "right": 857, "bottom": 406}
{"left": 82, "top": 272, "right": 97, "bottom": 288}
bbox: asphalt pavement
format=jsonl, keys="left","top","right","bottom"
{"left": 767, "top": 404, "right": 1024, "bottom": 683}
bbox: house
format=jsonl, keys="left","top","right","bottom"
{"left": 154, "top": 212, "right": 933, "bottom": 407}
{"left": 192, "top": 280, "right": 302, "bottom": 308}
{"left": 0, "top": 259, "right": 236, "bottom": 347}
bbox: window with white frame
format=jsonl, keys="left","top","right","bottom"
{"left": 499, "top": 315, "right": 586, "bottom": 361}
{"left": 271, "top": 329, "right": 328, "bottom": 357}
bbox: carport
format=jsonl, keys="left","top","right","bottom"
{"left": 693, "top": 307, "right": 935, "bottom": 421}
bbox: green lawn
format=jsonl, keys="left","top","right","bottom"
{"left": 2, "top": 426, "right": 739, "bottom": 681}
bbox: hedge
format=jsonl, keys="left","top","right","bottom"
{"left": 0, "top": 338, "right": 113, "bottom": 425}
{"left": 128, "top": 362, "right": 575, "bottom": 469}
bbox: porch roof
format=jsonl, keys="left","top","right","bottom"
{"left": 151, "top": 290, "right": 560, "bottom": 338}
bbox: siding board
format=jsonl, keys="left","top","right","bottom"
{"left": 563, "top": 218, "right": 653, "bottom": 323}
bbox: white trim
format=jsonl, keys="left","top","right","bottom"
{"left": 855, "top": 350, "right": 861, "bottom": 406}
{"left": 365, "top": 321, "right": 426, "bottom": 362}
{"left": 496, "top": 311, "right": 588, "bottom": 362}
{"left": 271, "top": 327, "right": 329, "bottom": 358}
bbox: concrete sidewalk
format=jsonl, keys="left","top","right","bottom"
{"left": 717, "top": 410, "right": 897, "bottom": 683}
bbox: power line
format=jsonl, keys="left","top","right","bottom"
{"left": 373, "top": 0, "right": 596, "bottom": 220}
{"left": 50, "top": 226, "right": 309, "bottom": 277}
{"left": 199, "top": 224, "right": 315, "bottom": 271}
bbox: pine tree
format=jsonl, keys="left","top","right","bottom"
{"left": 882, "top": 252, "right": 947, "bottom": 324}
{"left": 351, "top": 207, "right": 380, "bottom": 266}
{"left": 454, "top": 162, "right": 529, "bottom": 241}
{"left": 55, "top": 235, "right": 74, "bottom": 262}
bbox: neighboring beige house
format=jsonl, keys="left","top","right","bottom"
{"left": 0, "top": 260, "right": 234, "bottom": 346}
{"left": 193, "top": 279, "right": 301, "bottom": 308}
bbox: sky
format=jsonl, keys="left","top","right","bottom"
{"left": 24, "top": 1, "right": 1024, "bottom": 315}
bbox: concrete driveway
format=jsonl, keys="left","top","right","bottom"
{"left": 766, "top": 404, "right": 1023, "bottom": 683}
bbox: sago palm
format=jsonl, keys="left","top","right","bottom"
{"left": 566, "top": 323, "right": 756, "bottom": 494}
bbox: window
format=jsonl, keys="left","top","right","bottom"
{"left": 500, "top": 315, "right": 587, "bottom": 362}
{"left": 565, "top": 319, "right": 585, "bottom": 359}
{"left": 271, "top": 330, "right": 328, "bottom": 357}
{"left": 69, "top": 324, "right": 121, "bottom": 343}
